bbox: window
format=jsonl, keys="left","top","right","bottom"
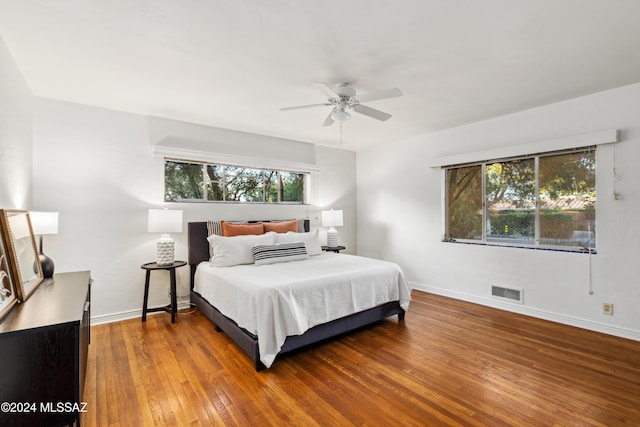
{"left": 485, "top": 158, "right": 536, "bottom": 245}
{"left": 446, "top": 147, "right": 595, "bottom": 250}
{"left": 164, "top": 160, "right": 308, "bottom": 203}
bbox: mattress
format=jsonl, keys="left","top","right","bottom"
{"left": 194, "top": 253, "right": 411, "bottom": 367}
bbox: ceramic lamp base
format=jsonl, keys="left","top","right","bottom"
{"left": 156, "top": 234, "right": 175, "bottom": 266}
{"left": 327, "top": 228, "right": 339, "bottom": 248}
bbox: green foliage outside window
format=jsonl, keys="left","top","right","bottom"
{"left": 486, "top": 158, "right": 536, "bottom": 243}
{"left": 281, "top": 172, "right": 305, "bottom": 202}
{"left": 165, "top": 160, "right": 307, "bottom": 204}
{"left": 446, "top": 148, "right": 596, "bottom": 249}
{"left": 446, "top": 165, "right": 482, "bottom": 240}
{"left": 164, "top": 161, "right": 204, "bottom": 200}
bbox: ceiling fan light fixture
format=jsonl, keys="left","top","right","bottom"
{"left": 281, "top": 82, "right": 402, "bottom": 127}
{"left": 331, "top": 108, "right": 351, "bottom": 123}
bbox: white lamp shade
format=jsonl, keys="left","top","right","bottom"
{"left": 321, "top": 209, "right": 343, "bottom": 227}
{"left": 30, "top": 211, "right": 59, "bottom": 235}
{"left": 148, "top": 209, "right": 183, "bottom": 233}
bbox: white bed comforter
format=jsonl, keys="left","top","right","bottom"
{"left": 194, "top": 253, "right": 411, "bottom": 368}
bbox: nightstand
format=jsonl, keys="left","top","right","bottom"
{"left": 322, "top": 245, "right": 346, "bottom": 253}
{"left": 141, "top": 260, "right": 187, "bottom": 323}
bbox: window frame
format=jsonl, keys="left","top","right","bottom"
{"left": 164, "top": 158, "right": 310, "bottom": 205}
{"left": 444, "top": 146, "right": 596, "bottom": 252}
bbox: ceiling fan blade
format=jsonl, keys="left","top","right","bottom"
{"left": 355, "top": 87, "right": 402, "bottom": 103}
{"left": 353, "top": 104, "right": 392, "bottom": 121}
{"left": 322, "top": 111, "right": 335, "bottom": 127}
{"left": 281, "top": 103, "right": 331, "bottom": 111}
{"left": 310, "top": 82, "right": 341, "bottom": 98}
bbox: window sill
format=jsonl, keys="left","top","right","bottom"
{"left": 165, "top": 200, "right": 310, "bottom": 205}
{"left": 442, "top": 239, "right": 597, "bottom": 254}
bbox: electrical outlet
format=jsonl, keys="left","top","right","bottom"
{"left": 602, "top": 303, "right": 614, "bottom": 315}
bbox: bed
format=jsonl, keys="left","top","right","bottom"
{"left": 188, "top": 220, "right": 410, "bottom": 370}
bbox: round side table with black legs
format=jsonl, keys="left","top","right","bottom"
{"left": 141, "top": 260, "right": 187, "bottom": 323}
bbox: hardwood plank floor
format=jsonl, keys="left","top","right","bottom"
{"left": 82, "top": 291, "right": 640, "bottom": 426}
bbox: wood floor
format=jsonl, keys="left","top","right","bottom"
{"left": 82, "top": 291, "right": 640, "bottom": 426}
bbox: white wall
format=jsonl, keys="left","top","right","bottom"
{"left": 0, "top": 35, "right": 33, "bottom": 209}
{"left": 32, "top": 98, "right": 356, "bottom": 322}
{"left": 357, "top": 83, "right": 640, "bottom": 341}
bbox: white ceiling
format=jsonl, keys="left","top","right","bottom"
{"left": 1, "top": 1, "right": 639, "bottom": 151}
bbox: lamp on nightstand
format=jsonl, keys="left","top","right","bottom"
{"left": 321, "top": 209, "right": 343, "bottom": 248}
{"left": 30, "top": 211, "right": 59, "bottom": 278}
{"left": 148, "top": 209, "right": 183, "bottom": 266}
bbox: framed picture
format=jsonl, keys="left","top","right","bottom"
{"left": 0, "top": 210, "right": 44, "bottom": 302}
{"left": 0, "top": 226, "right": 18, "bottom": 320}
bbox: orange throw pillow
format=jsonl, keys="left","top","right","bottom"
{"left": 221, "top": 221, "right": 265, "bottom": 237}
{"left": 263, "top": 219, "right": 299, "bottom": 233}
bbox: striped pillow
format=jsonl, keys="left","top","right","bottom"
{"left": 252, "top": 242, "right": 308, "bottom": 265}
{"left": 206, "top": 220, "right": 223, "bottom": 237}
{"left": 207, "top": 221, "right": 223, "bottom": 259}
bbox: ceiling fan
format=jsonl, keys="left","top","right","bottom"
{"left": 281, "top": 82, "right": 402, "bottom": 127}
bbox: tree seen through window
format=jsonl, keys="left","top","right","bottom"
{"left": 165, "top": 160, "right": 307, "bottom": 204}
{"left": 446, "top": 148, "right": 595, "bottom": 249}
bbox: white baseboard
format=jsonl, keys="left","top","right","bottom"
{"left": 91, "top": 309, "right": 140, "bottom": 325}
{"left": 410, "top": 281, "right": 640, "bottom": 342}
{"left": 90, "top": 297, "right": 192, "bottom": 325}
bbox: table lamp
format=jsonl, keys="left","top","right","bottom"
{"left": 148, "top": 209, "right": 183, "bottom": 265}
{"left": 29, "top": 211, "right": 59, "bottom": 278}
{"left": 321, "top": 209, "right": 343, "bottom": 248}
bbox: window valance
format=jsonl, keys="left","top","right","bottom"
{"left": 428, "top": 129, "right": 617, "bottom": 168}
{"left": 149, "top": 116, "right": 319, "bottom": 172}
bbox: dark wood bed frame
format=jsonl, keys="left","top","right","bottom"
{"left": 188, "top": 220, "right": 405, "bottom": 371}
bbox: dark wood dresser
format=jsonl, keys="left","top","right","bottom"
{"left": 0, "top": 271, "right": 91, "bottom": 427}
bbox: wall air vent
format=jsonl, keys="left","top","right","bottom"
{"left": 491, "top": 285, "right": 524, "bottom": 304}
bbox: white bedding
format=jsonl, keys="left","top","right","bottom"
{"left": 194, "top": 253, "right": 411, "bottom": 368}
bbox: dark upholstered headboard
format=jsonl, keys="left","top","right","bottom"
{"left": 188, "top": 221, "right": 210, "bottom": 269}
{"left": 188, "top": 219, "right": 310, "bottom": 288}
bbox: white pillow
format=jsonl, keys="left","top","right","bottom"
{"left": 252, "top": 242, "right": 308, "bottom": 265}
{"left": 208, "top": 232, "right": 276, "bottom": 267}
{"left": 275, "top": 229, "right": 322, "bottom": 256}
